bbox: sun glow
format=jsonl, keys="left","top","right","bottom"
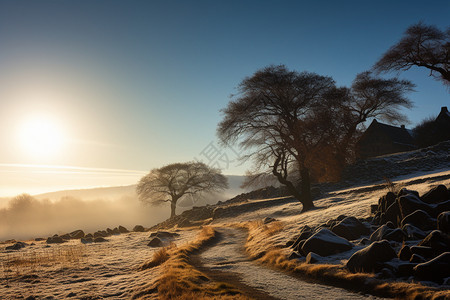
{"left": 18, "top": 115, "right": 65, "bottom": 159}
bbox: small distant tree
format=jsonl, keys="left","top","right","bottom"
{"left": 136, "top": 162, "right": 228, "bottom": 218}
{"left": 373, "top": 22, "right": 450, "bottom": 85}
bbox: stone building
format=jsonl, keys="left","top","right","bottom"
{"left": 435, "top": 106, "right": 450, "bottom": 127}
{"left": 356, "top": 119, "right": 416, "bottom": 159}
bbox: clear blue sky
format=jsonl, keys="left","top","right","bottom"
{"left": 0, "top": 0, "right": 448, "bottom": 195}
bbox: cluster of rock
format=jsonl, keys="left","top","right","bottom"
{"left": 341, "top": 140, "right": 450, "bottom": 186}
{"left": 287, "top": 185, "right": 450, "bottom": 285}
{"left": 286, "top": 217, "right": 367, "bottom": 263}
{"left": 147, "top": 230, "right": 180, "bottom": 247}
{"left": 44, "top": 226, "right": 133, "bottom": 245}
{"left": 5, "top": 241, "right": 28, "bottom": 251}
{"left": 4, "top": 225, "right": 151, "bottom": 250}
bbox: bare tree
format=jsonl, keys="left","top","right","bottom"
{"left": 373, "top": 22, "right": 450, "bottom": 84}
{"left": 217, "top": 65, "right": 336, "bottom": 212}
{"left": 136, "top": 162, "right": 228, "bottom": 218}
{"left": 217, "top": 66, "right": 414, "bottom": 213}
{"left": 326, "top": 71, "right": 415, "bottom": 175}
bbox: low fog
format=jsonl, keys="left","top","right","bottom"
{"left": 0, "top": 180, "right": 245, "bottom": 241}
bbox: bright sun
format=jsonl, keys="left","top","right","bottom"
{"left": 18, "top": 115, "right": 65, "bottom": 159}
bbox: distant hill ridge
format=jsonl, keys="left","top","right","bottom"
{"left": 35, "top": 185, "right": 138, "bottom": 201}
{"left": 0, "top": 175, "right": 246, "bottom": 205}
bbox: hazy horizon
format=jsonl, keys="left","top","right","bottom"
{"left": 0, "top": 163, "right": 247, "bottom": 198}
{"left": 0, "top": 174, "right": 247, "bottom": 240}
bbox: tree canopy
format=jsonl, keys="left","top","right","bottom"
{"left": 218, "top": 65, "right": 336, "bottom": 211}
{"left": 373, "top": 22, "right": 450, "bottom": 85}
{"left": 136, "top": 162, "right": 228, "bottom": 218}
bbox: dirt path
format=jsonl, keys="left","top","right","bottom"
{"left": 194, "top": 227, "right": 384, "bottom": 300}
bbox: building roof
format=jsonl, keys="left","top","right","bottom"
{"left": 436, "top": 106, "right": 450, "bottom": 123}
{"left": 360, "top": 119, "right": 415, "bottom": 146}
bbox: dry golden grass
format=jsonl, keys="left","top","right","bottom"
{"left": 263, "top": 220, "right": 284, "bottom": 236}
{"left": 7, "top": 245, "right": 85, "bottom": 265}
{"left": 242, "top": 220, "right": 450, "bottom": 300}
{"left": 140, "top": 243, "right": 175, "bottom": 270}
{"left": 1, "top": 245, "right": 86, "bottom": 277}
{"left": 133, "top": 226, "right": 250, "bottom": 300}
{"left": 384, "top": 177, "right": 405, "bottom": 195}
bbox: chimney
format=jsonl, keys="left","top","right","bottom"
{"left": 441, "top": 106, "right": 448, "bottom": 113}
{"left": 401, "top": 125, "right": 405, "bottom": 129}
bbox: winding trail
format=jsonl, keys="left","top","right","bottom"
{"left": 194, "top": 227, "right": 384, "bottom": 300}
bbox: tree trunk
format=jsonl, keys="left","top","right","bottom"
{"left": 282, "top": 179, "right": 303, "bottom": 207}
{"left": 271, "top": 156, "right": 314, "bottom": 212}
{"left": 300, "top": 167, "right": 314, "bottom": 212}
{"left": 170, "top": 200, "right": 177, "bottom": 218}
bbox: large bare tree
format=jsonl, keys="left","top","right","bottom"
{"left": 217, "top": 66, "right": 414, "bottom": 212}
{"left": 217, "top": 65, "right": 336, "bottom": 212}
{"left": 373, "top": 22, "right": 450, "bottom": 85}
{"left": 136, "top": 162, "right": 228, "bottom": 218}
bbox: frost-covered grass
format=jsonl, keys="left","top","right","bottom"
{"left": 1, "top": 244, "right": 86, "bottom": 278}
{"left": 0, "top": 230, "right": 196, "bottom": 299}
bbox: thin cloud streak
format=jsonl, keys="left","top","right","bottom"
{"left": 66, "top": 138, "right": 123, "bottom": 149}
{"left": 0, "top": 163, "right": 148, "bottom": 176}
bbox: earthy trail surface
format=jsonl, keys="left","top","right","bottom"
{"left": 194, "top": 227, "right": 384, "bottom": 300}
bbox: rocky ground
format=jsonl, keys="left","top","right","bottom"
{"left": 286, "top": 184, "right": 450, "bottom": 286}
